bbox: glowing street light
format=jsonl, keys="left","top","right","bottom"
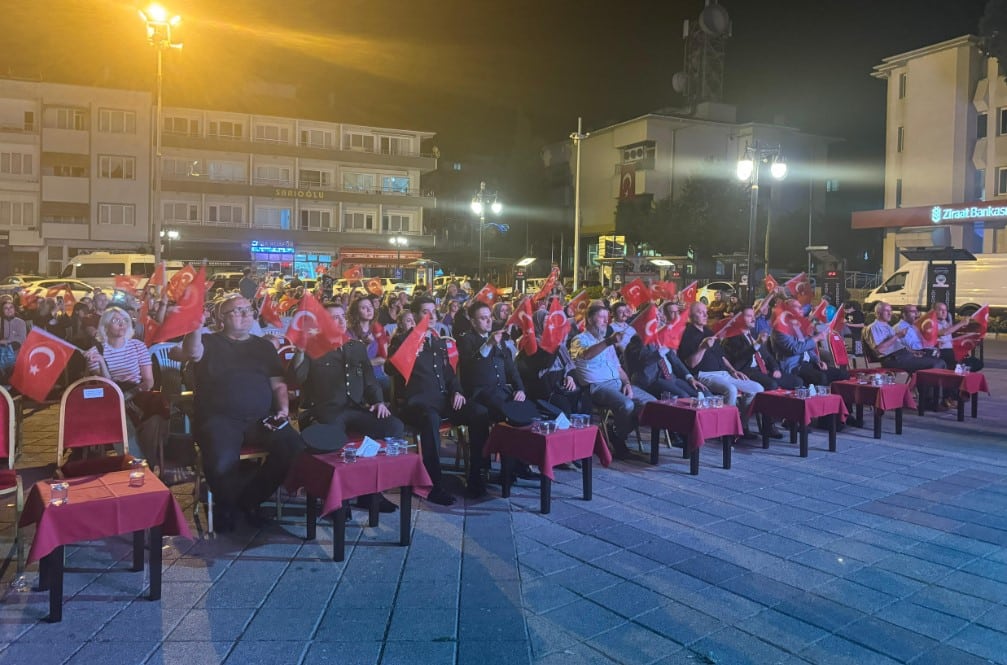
{"left": 737, "top": 142, "right": 787, "bottom": 295}
{"left": 389, "top": 235, "right": 408, "bottom": 278}
{"left": 471, "top": 181, "right": 503, "bottom": 279}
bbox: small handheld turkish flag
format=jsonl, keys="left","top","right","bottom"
{"left": 532, "top": 268, "right": 560, "bottom": 302}
{"left": 952, "top": 332, "right": 982, "bottom": 362}
{"left": 810, "top": 299, "right": 829, "bottom": 324}
{"left": 829, "top": 303, "right": 846, "bottom": 332}
{"left": 259, "top": 295, "right": 284, "bottom": 328}
{"left": 539, "top": 298, "right": 570, "bottom": 353}
{"left": 568, "top": 289, "right": 591, "bottom": 322}
{"left": 621, "top": 278, "right": 652, "bottom": 311}
{"left": 916, "top": 309, "right": 939, "bottom": 347}
{"left": 474, "top": 283, "right": 499, "bottom": 306}
{"left": 713, "top": 311, "right": 748, "bottom": 339}
{"left": 165, "top": 264, "right": 197, "bottom": 302}
{"left": 630, "top": 304, "right": 659, "bottom": 345}
{"left": 146, "top": 262, "right": 166, "bottom": 289}
{"left": 342, "top": 266, "right": 364, "bottom": 281}
{"left": 656, "top": 315, "right": 687, "bottom": 350}
{"left": 681, "top": 281, "right": 699, "bottom": 305}
{"left": 365, "top": 278, "right": 384, "bottom": 296}
{"left": 389, "top": 313, "right": 431, "bottom": 384}
{"left": 512, "top": 297, "right": 538, "bottom": 356}
{"left": 114, "top": 274, "right": 142, "bottom": 293}
{"left": 151, "top": 266, "right": 207, "bottom": 344}
{"left": 444, "top": 336, "right": 459, "bottom": 371}
{"left": 784, "top": 272, "right": 813, "bottom": 306}
{"left": 651, "top": 281, "right": 677, "bottom": 301}
{"left": 764, "top": 274, "right": 779, "bottom": 293}
{"left": 11, "top": 328, "right": 78, "bottom": 403}
{"left": 971, "top": 304, "right": 989, "bottom": 336}
{"left": 286, "top": 292, "right": 348, "bottom": 359}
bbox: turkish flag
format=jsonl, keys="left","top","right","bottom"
{"left": 568, "top": 290, "right": 591, "bottom": 322}
{"left": 10, "top": 328, "right": 78, "bottom": 403}
{"left": 150, "top": 266, "right": 207, "bottom": 344}
{"left": 713, "top": 311, "right": 748, "bottom": 339}
{"left": 372, "top": 321, "right": 390, "bottom": 358}
{"left": 146, "top": 262, "right": 166, "bottom": 289}
{"left": 165, "top": 264, "right": 197, "bottom": 302}
{"left": 114, "top": 274, "right": 142, "bottom": 292}
{"left": 952, "top": 332, "right": 982, "bottom": 362}
{"left": 651, "top": 281, "right": 677, "bottom": 301}
{"left": 772, "top": 301, "right": 812, "bottom": 336}
{"left": 681, "top": 281, "right": 699, "bottom": 305}
{"left": 539, "top": 297, "right": 570, "bottom": 353}
{"left": 619, "top": 164, "right": 636, "bottom": 199}
{"left": 505, "top": 296, "right": 526, "bottom": 328}
{"left": 827, "top": 331, "right": 849, "bottom": 367}
{"left": 513, "top": 297, "right": 538, "bottom": 355}
{"left": 389, "top": 313, "right": 430, "bottom": 384}
{"left": 45, "top": 284, "right": 66, "bottom": 299}
{"left": 285, "top": 292, "right": 348, "bottom": 359}
{"left": 656, "top": 315, "right": 687, "bottom": 350}
{"left": 277, "top": 294, "right": 301, "bottom": 313}
{"left": 621, "top": 278, "right": 652, "bottom": 311}
{"left": 140, "top": 299, "right": 159, "bottom": 346}
{"left": 60, "top": 285, "right": 76, "bottom": 312}
{"left": 259, "top": 295, "right": 284, "bottom": 328}
{"left": 784, "top": 272, "right": 813, "bottom": 306}
{"left": 444, "top": 336, "right": 459, "bottom": 371}
{"left": 342, "top": 266, "right": 363, "bottom": 281}
{"left": 532, "top": 268, "right": 559, "bottom": 302}
{"left": 365, "top": 278, "right": 384, "bottom": 297}
{"left": 474, "top": 283, "right": 499, "bottom": 306}
{"left": 630, "top": 304, "right": 659, "bottom": 346}
{"left": 19, "top": 289, "right": 40, "bottom": 310}
{"left": 829, "top": 303, "right": 845, "bottom": 332}
{"left": 971, "top": 304, "right": 989, "bottom": 336}
{"left": 916, "top": 309, "right": 939, "bottom": 347}
{"left": 810, "top": 299, "right": 829, "bottom": 324}
{"left": 764, "top": 274, "right": 779, "bottom": 293}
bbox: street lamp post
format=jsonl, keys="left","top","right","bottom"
{"left": 471, "top": 181, "right": 503, "bottom": 280}
{"left": 737, "top": 142, "right": 787, "bottom": 297}
{"left": 160, "top": 228, "right": 179, "bottom": 259}
{"left": 389, "top": 235, "right": 408, "bottom": 279}
{"left": 139, "top": 4, "right": 182, "bottom": 265}
{"left": 570, "top": 117, "right": 589, "bottom": 291}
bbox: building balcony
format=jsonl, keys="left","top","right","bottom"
{"left": 0, "top": 123, "right": 38, "bottom": 145}
{"left": 162, "top": 175, "right": 437, "bottom": 208}
{"left": 613, "top": 156, "right": 656, "bottom": 174}
{"left": 159, "top": 219, "right": 437, "bottom": 249}
{"left": 41, "top": 175, "right": 89, "bottom": 203}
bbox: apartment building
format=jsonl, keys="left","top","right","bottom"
{"left": 0, "top": 78, "right": 437, "bottom": 277}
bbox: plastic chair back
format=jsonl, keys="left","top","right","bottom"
{"left": 150, "top": 342, "right": 183, "bottom": 394}
{"left": 57, "top": 377, "right": 129, "bottom": 462}
{"left": 0, "top": 385, "right": 15, "bottom": 468}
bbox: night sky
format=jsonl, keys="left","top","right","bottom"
{"left": 0, "top": 0, "right": 992, "bottom": 203}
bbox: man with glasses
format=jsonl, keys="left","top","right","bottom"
{"left": 175, "top": 295, "right": 306, "bottom": 532}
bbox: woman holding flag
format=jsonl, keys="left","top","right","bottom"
{"left": 347, "top": 296, "right": 391, "bottom": 400}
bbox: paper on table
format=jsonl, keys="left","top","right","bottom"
{"left": 357, "top": 437, "right": 382, "bottom": 458}
{"left": 554, "top": 412, "right": 571, "bottom": 430}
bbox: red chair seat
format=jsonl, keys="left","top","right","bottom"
{"left": 0, "top": 468, "right": 16, "bottom": 491}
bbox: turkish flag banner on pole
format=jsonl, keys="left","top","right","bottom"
{"left": 784, "top": 272, "right": 813, "bottom": 306}
{"left": 810, "top": 299, "right": 829, "bottom": 324}
{"left": 285, "top": 292, "right": 348, "bottom": 359}
{"left": 621, "top": 278, "right": 652, "bottom": 311}
{"left": 165, "top": 264, "right": 197, "bottom": 302}
{"left": 11, "top": 328, "right": 79, "bottom": 402}
{"left": 389, "top": 313, "right": 431, "bottom": 384}
{"left": 539, "top": 298, "right": 570, "bottom": 354}
{"left": 656, "top": 315, "right": 687, "bottom": 350}
{"left": 764, "top": 274, "right": 779, "bottom": 293}
{"left": 681, "top": 281, "right": 699, "bottom": 305}
{"left": 150, "top": 265, "right": 207, "bottom": 344}
{"left": 713, "top": 311, "right": 748, "bottom": 339}
{"left": 630, "top": 304, "right": 659, "bottom": 346}
{"left": 568, "top": 289, "right": 591, "bottom": 322}
{"left": 651, "top": 281, "right": 677, "bottom": 301}
{"left": 474, "top": 283, "right": 500, "bottom": 306}
{"left": 916, "top": 309, "right": 939, "bottom": 347}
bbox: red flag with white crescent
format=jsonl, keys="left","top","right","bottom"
{"left": 713, "top": 311, "right": 748, "bottom": 339}
{"left": 372, "top": 321, "right": 390, "bottom": 358}
{"left": 568, "top": 290, "right": 591, "bottom": 322}
{"left": 285, "top": 292, "right": 348, "bottom": 359}
{"left": 810, "top": 299, "right": 829, "bottom": 324}
{"left": 651, "top": 281, "right": 677, "bottom": 301}
{"left": 621, "top": 278, "right": 652, "bottom": 311}
{"left": 784, "top": 272, "right": 813, "bottom": 306}
{"left": 389, "top": 313, "right": 431, "bottom": 384}
{"left": 681, "top": 281, "right": 698, "bottom": 305}
{"left": 443, "top": 336, "right": 459, "bottom": 371}
{"left": 764, "top": 274, "right": 779, "bottom": 293}
{"left": 971, "top": 304, "right": 989, "bottom": 336}
{"left": 656, "top": 315, "right": 687, "bottom": 350}
{"left": 150, "top": 266, "right": 207, "bottom": 344}
{"left": 772, "top": 300, "right": 813, "bottom": 336}
{"left": 916, "top": 309, "right": 939, "bottom": 347}
{"left": 619, "top": 164, "right": 636, "bottom": 199}
{"left": 365, "top": 278, "right": 384, "bottom": 297}
{"left": 952, "top": 332, "right": 982, "bottom": 362}
{"left": 114, "top": 274, "right": 142, "bottom": 293}
{"left": 532, "top": 268, "right": 559, "bottom": 302}
{"left": 259, "top": 295, "right": 284, "bottom": 328}
{"left": 513, "top": 297, "right": 538, "bottom": 356}
{"left": 829, "top": 302, "right": 845, "bottom": 332}
{"left": 342, "top": 266, "right": 364, "bottom": 281}
{"left": 146, "top": 262, "right": 166, "bottom": 289}
{"left": 474, "top": 283, "right": 499, "bottom": 306}
{"left": 630, "top": 304, "right": 659, "bottom": 346}
{"left": 539, "top": 297, "right": 569, "bottom": 353}
{"left": 165, "top": 264, "right": 197, "bottom": 302}
{"left": 10, "top": 328, "right": 78, "bottom": 403}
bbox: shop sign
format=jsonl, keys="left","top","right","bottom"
{"left": 930, "top": 204, "right": 1007, "bottom": 223}
{"left": 273, "top": 188, "right": 326, "bottom": 200}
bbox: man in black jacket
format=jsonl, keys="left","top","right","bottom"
{"left": 624, "top": 333, "right": 704, "bottom": 399}
{"left": 723, "top": 307, "right": 803, "bottom": 392}
{"left": 388, "top": 297, "right": 489, "bottom": 502}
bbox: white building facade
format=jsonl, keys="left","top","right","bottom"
{"left": 0, "top": 78, "right": 437, "bottom": 277}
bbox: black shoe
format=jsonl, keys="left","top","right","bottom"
{"left": 768, "top": 425, "right": 784, "bottom": 439}
{"left": 465, "top": 481, "right": 487, "bottom": 499}
{"left": 213, "top": 507, "right": 236, "bottom": 533}
{"left": 241, "top": 506, "right": 274, "bottom": 528}
{"left": 740, "top": 431, "right": 759, "bottom": 441}
{"left": 427, "top": 487, "right": 457, "bottom": 506}
{"left": 612, "top": 445, "right": 643, "bottom": 461}
{"left": 515, "top": 465, "right": 541, "bottom": 481}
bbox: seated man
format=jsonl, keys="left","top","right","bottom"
{"left": 388, "top": 297, "right": 489, "bottom": 503}
{"left": 725, "top": 307, "right": 803, "bottom": 391}
{"left": 570, "top": 303, "right": 655, "bottom": 460}
{"left": 771, "top": 300, "right": 849, "bottom": 387}
{"left": 293, "top": 301, "right": 406, "bottom": 512}
{"left": 678, "top": 302, "right": 763, "bottom": 438}
{"left": 175, "top": 295, "right": 306, "bottom": 532}
{"left": 624, "top": 329, "right": 704, "bottom": 400}
{"left": 865, "top": 302, "right": 944, "bottom": 373}
{"left": 894, "top": 305, "right": 941, "bottom": 358}
{"left": 607, "top": 302, "right": 637, "bottom": 353}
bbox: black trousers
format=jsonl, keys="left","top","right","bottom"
{"left": 194, "top": 416, "right": 305, "bottom": 512}
{"left": 399, "top": 395, "right": 490, "bottom": 486}
{"left": 795, "top": 362, "right": 849, "bottom": 387}
{"left": 881, "top": 349, "right": 945, "bottom": 373}
{"left": 743, "top": 368, "right": 803, "bottom": 391}
{"left": 312, "top": 406, "right": 405, "bottom": 442}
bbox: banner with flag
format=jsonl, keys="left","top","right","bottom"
{"left": 531, "top": 268, "right": 559, "bottom": 302}
{"left": 10, "top": 328, "right": 79, "bottom": 403}
{"left": 539, "top": 298, "right": 570, "bottom": 353}
{"left": 285, "top": 292, "right": 348, "bottom": 359}
{"left": 764, "top": 274, "right": 779, "bottom": 293}
{"left": 784, "top": 272, "right": 813, "bottom": 306}
{"left": 259, "top": 295, "right": 284, "bottom": 328}
{"left": 681, "top": 281, "right": 698, "bottom": 305}
{"left": 650, "top": 281, "right": 677, "bottom": 301}
{"left": 474, "top": 283, "right": 500, "bottom": 306}
{"left": 621, "top": 278, "right": 652, "bottom": 311}
{"left": 630, "top": 304, "right": 659, "bottom": 346}
{"left": 165, "top": 264, "right": 197, "bottom": 302}
{"left": 150, "top": 266, "right": 207, "bottom": 344}
{"left": 712, "top": 311, "right": 748, "bottom": 339}
{"left": 656, "top": 315, "right": 687, "bottom": 350}
{"left": 810, "top": 299, "right": 829, "bottom": 324}
{"left": 568, "top": 290, "right": 591, "bottom": 322}
{"left": 916, "top": 309, "right": 939, "bottom": 347}
{"left": 389, "top": 313, "right": 431, "bottom": 384}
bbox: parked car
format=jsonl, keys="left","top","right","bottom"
{"left": 864, "top": 255, "right": 1007, "bottom": 317}
{"left": 696, "top": 281, "right": 737, "bottom": 305}
{"left": 209, "top": 272, "right": 245, "bottom": 293}
{"left": 23, "top": 279, "right": 97, "bottom": 302}
{"left": 0, "top": 274, "right": 44, "bottom": 297}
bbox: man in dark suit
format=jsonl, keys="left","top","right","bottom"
{"left": 388, "top": 297, "right": 490, "bottom": 502}
{"left": 723, "top": 307, "right": 803, "bottom": 392}
{"left": 624, "top": 333, "right": 704, "bottom": 399}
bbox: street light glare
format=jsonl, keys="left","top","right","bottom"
{"left": 146, "top": 4, "right": 168, "bottom": 22}
{"left": 491, "top": 201, "right": 503, "bottom": 215}
{"left": 736, "top": 159, "right": 754, "bottom": 181}
{"left": 770, "top": 158, "right": 788, "bottom": 180}
{"left": 470, "top": 200, "right": 484, "bottom": 215}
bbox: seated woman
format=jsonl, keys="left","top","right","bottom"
{"left": 347, "top": 295, "right": 391, "bottom": 400}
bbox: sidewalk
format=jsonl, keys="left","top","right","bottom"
{"left": 1, "top": 343, "right": 1006, "bottom": 664}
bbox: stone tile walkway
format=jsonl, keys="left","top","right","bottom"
{"left": 1, "top": 343, "right": 1006, "bottom": 664}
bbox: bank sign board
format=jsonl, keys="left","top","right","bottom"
{"left": 853, "top": 200, "right": 1007, "bottom": 230}
{"left": 930, "top": 204, "right": 1007, "bottom": 223}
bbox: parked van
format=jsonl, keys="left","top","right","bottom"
{"left": 60, "top": 253, "right": 184, "bottom": 291}
{"left": 864, "top": 254, "right": 1007, "bottom": 316}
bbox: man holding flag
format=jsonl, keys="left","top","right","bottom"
{"left": 174, "top": 295, "right": 306, "bottom": 532}
{"left": 893, "top": 305, "right": 941, "bottom": 358}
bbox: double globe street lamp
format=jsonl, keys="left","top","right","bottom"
{"left": 471, "top": 181, "right": 503, "bottom": 280}
{"left": 737, "top": 143, "right": 787, "bottom": 296}
{"left": 389, "top": 235, "right": 408, "bottom": 279}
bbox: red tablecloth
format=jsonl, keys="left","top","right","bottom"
{"left": 639, "top": 401, "right": 744, "bottom": 452}
{"left": 830, "top": 380, "right": 917, "bottom": 410}
{"left": 284, "top": 451, "right": 432, "bottom": 517}
{"left": 483, "top": 424, "right": 611, "bottom": 480}
{"left": 910, "top": 369, "right": 990, "bottom": 396}
{"left": 19, "top": 470, "right": 192, "bottom": 565}
{"left": 748, "top": 390, "right": 849, "bottom": 425}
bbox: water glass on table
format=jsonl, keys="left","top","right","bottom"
{"left": 49, "top": 481, "right": 69, "bottom": 506}
{"left": 129, "top": 459, "right": 147, "bottom": 487}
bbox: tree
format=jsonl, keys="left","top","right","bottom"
{"left": 980, "top": 0, "right": 1007, "bottom": 73}
{"left": 658, "top": 175, "right": 750, "bottom": 258}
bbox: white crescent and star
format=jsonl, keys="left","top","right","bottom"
{"left": 290, "top": 310, "right": 319, "bottom": 336}
{"left": 27, "top": 346, "right": 56, "bottom": 375}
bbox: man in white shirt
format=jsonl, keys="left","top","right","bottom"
{"left": 608, "top": 302, "right": 636, "bottom": 352}
{"left": 865, "top": 302, "right": 944, "bottom": 372}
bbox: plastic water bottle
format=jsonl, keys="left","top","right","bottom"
{"left": 808, "top": 384, "right": 817, "bottom": 397}
{"left": 955, "top": 364, "right": 964, "bottom": 375}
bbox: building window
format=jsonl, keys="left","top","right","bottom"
{"left": 98, "top": 155, "right": 135, "bottom": 180}
{"left": 44, "top": 107, "right": 87, "bottom": 130}
{"left": 254, "top": 164, "right": 292, "bottom": 185}
{"left": 164, "top": 157, "right": 201, "bottom": 178}
{"left": 24, "top": 111, "right": 35, "bottom": 132}
{"left": 299, "top": 169, "right": 332, "bottom": 188}
{"left": 42, "top": 214, "right": 86, "bottom": 224}
{"left": 978, "top": 113, "right": 988, "bottom": 139}
{"left": 381, "top": 175, "right": 411, "bottom": 194}
{"left": 342, "top": 172, "right": 375, "bottom": 192}
{"left": 208, "top": 161, "right": 246, "bottom": 182}
{"left": 895, "top": 178, "right": 903, "bottom": 208}
{"left": 254, "top": 124, "right": 290, "bottom": 143}
{"left": 208, "top": 120, "right": 244, "bottom": 140}
{"left": 207, "top": 204, "right": 244, "bottom": 225}
{"left": 98, "top": 109, "right": 136, "bottom": 134}
{"left": 300, "top": 129, "right": 334, "bottom": 149}
{"left": 346, "top": 132, "right": 375, "bottom": 152}
{"left": 0, "top": 152, "right": 33, "bottom": 175}
{"left": 0, "top": 200, "right": 34, "bottom": 228}
{"left": 299, "top": 209, "right": 332, "bottom": 231}
{"left": 163, "top": 201, "right": 199, "bottom": 223}
{"left": 975, "top": 168, "right": 986, "bottom": 201}
{"left": 254, "top": 206, "right": 291, "bottom": 229}
{"left": 999, "top": 108, "right": 1007, "bottom": 135}
{"left": 898, "top": 72, "right": 907, "bottom": 99}
{"left": 98, "top": 203, "right": 135, "bottom": 226}
{"left": 379, "top": 136, "right": 411, "bottom": 156}
{"left": 997, "top": 167, "right": 1007, "bottom": 195}
{"left": 344, "top": 211, "right": 374, "bottom": 231}
{"left": 381, "top": 213, "right": 412, "bottom": 233}
{"left": 46, "top": 164, "right": 86, "bottom": 177}
{"left": 164, "top": 116, "right": 200, "bottom": 136}
{"left": 897, "top": 126, "right": 904, "bottom": 153}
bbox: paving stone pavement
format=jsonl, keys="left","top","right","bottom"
{"left": 1, "top": 343, "right": 1006, "bottom": 664}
